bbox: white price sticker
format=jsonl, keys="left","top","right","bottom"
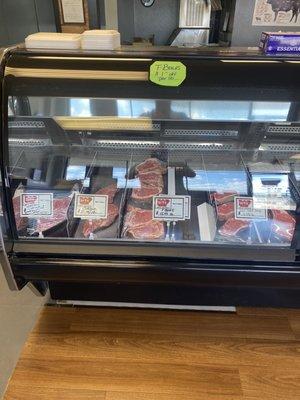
{"left": 74, "top": 194, "right": 108, "bottom": 219}
{"left": 234, "top": 196, "right": 267, "bottom": 220}
{"left": 20, "top": 193, "right": 53, "bottom": 218}
{"left": 153, "top": 196, "right": 189, "bottom": 221}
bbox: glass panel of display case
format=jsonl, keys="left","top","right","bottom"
{"left": 6, "top": 95, "right": 300, "bottom": 250}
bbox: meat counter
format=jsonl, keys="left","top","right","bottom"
{"left": 1, "top": 45, "right": 300, "bottom": 307}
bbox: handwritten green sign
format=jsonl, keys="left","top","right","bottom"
{"left": 150, "top": 61, "right": 186, "bottom": 87}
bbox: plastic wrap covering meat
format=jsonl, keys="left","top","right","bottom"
{"left": 135, "top": 158, "right": 167, "bottom": 175}
{"left": 36, "top": 196, "right": 72, "bottom": 233}
{"left": 137, "top": 171, "right": 164, "bottom": 188}
{"left": 217, "top": 202, "right": 235, "bottom": 221}
{"left": 95, "top": 183, "right": 118, "bottom": 203}
{"left": 132, "top": 186, "right": 163, "bottom": 201}
{"left": 13, "top": 196, "right": 28, "bottom": 231}
{"left": 271, "top": 209, "right": 296, "bottom": 242}
{"left": 82, "top": 203, "right": 119, "bottom": 238}
{"left": 131, "top": 158, "right": 166, "bottom": 202}
{"left": 218, "top": 218, "right": 250, "bottom": 239}
{"left": 211, "top": 192, "right": 238, "bottom": 205}
{"left": 123, "top": 206, "right": 164, "bottom": 240}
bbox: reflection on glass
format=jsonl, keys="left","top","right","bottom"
{"left": 19, "top": 97, "right": 294, "bottom": 122}
{"left": 70, "top": 99, "right": 91, "bottom": 117}
{"left": 186, "top": 170, "right": 248, "bottom": 194}
{"left": 251, "top": 102, "right": 291, "bottom": 121}
{"left": 66, "top": 165, "right": 86, "bottom": 181}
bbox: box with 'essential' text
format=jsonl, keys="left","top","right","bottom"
{"left": 259, "top": 32, "right": 300, "bottom": 54}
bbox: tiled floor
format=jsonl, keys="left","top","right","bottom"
{"left": 0, "top": 266, "right": 46, "bottom": 398}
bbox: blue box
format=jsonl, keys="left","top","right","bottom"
{"left": 259, "top": 32, "right": 300, "bottom": 54}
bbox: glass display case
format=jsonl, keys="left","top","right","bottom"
{"left": 1, "top": 46, "right": 300, "bottom": 306}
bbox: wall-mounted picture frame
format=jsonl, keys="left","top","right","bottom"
{"left": 60, "top": 0, "right": 85, "bottom": 24}
{"left": 53, "top": 0, "right": 90, "bottom": 33}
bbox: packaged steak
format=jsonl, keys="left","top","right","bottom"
{"left": 216, "top": 202, "right": 235, "bottom": 221}
{"left": 13, "top": 195, "right": 28, "bottom": 232}
{"left": 122, "top": 205, "right": 165, "bottom": 240}
{"left": 271, "top": 209, "right": 296, "bottom": 243}
{"left": 95, "top": 182, "right": 119, "bottom": 203}
{"left": 75, "top": 180, "right": 123, "bottom": 239}
{"left": 82, "top": 203, "right": 119, "bottom": 238}
{"left": 218, "top": 218, "right": 250, "bottom": 242}
{"left": 127, "top": 157, "right": 166, "bottom": 206}
{"left": 210, "top": 192, "right": 238, "bottom": 205}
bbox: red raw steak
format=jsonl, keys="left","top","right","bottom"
{"left": 136, "top": 158, "right": 166, "bottom": 174}
{"left": 271, "top": 210, "right": 295, "bottom": 241}
{"left": 137, "top": 171, "right": 164, "bottom": 188}
{"left": 13, "top": 196, "right": 28, "bottom": 231}
{"left": 211, "top": 192, "right": 237, "bottom": 205}
{"left": 82, "top": 203, "right": 119, "bottom": 237}
{"left": 219, "top": 218, "right": 249, "bottom": 238}
{"left": 128, "top": 221, "right": 165, "bottom": 240}
{"left": 123, "top": 207, "right": 153, "bottom": 232}
{"left": 95, "top": 183, "right": 118, "bottom": 203}
{"left": 123, "top": 206, "right": 164, "bottom": 240}
{"left": 132, "top": 186, "right": 162, "bottom": 201}
{"left": 217, "top": 202, "right": 235, "bottom": 221}
{"left": 36, "top": 196, "right": 72, "bottom": 232}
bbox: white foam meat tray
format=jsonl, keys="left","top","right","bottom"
{"left": 25, "top": 32, "right": 81, "bottom": 50}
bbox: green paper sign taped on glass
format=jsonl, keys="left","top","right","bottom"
{"left": 150, "top": 61, "right": 186, "bottom": 87}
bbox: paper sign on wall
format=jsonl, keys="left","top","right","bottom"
{"left": 20, "top": 193, "right": 53, "bottom": 218}
{"left": 150, "top": 61, "right": 186, "bottom": 87}
{"left": 74, "top": 194, "right": 108, "bottom": 219}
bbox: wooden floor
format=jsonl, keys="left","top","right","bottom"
{"left": 4, "top": 305, "right": 300, "bottom": 400}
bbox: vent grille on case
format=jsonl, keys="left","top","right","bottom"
{"left": 166, "top": 142, "right": 234, "bottom": 151}
{"left": 91, "top": 141, "right": 234, "bottom": 151}
{"left": 262, "top": 144, "right": 300, "bottom": 152}
{"left": 267, "top": 126, "right": 300, "bottom": 135}
{"left": 164, "top": 129, "right": 238, "bottom": 137}
{"left": 9, "top": 138, "right": 51, "bottom": 147}
{"left": 91, "top": 141, "right": 160, "bottom": 150}
{"left": 8, "top": 121, "right": 46, "bottom": 129}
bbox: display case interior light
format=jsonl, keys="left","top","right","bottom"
{"left": 54, "top": 117, "right": 155, "bottom": 131}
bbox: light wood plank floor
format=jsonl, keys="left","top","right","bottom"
{"left": 4, "top": 305, "right": 300, "bottom": 400}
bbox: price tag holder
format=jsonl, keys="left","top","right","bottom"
{"left": 234, "top": 196, "right": 267, "bottom": 220}
{"left": 74, "top": 194, "right": 108, "bottom": 219}
{"left": 20, "top": 193, "right": 53, "bottom": 218}
{"left": 153, "top": 195, "right": 189, "bottom": 221}
{"left": 150, "top": 61, "right": 186, "bottom": 87}
{"left": 184, "top": 195, "right": 191, "bottom": 219}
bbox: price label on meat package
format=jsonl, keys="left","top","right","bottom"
{"left": 20, "top": 193, "right": 53, "bottom": 218}
{"left": 74, "top": 194, "right": 108, "bottom": 219}
{"left": 234, "top": 197, "right": 267, "bottom": 220}
{"left": 153, "top": 196, "right": 190, "bottom": 221}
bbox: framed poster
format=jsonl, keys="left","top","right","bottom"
{"left": 61, "top": 0, "right": 85, "bottom": 24}
{"left": 252, "top": 0, "right": 300, "bottom": 26}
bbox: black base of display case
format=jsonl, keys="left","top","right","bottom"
{"left": 48, "top": 282, "right": 300, "bottom": 308}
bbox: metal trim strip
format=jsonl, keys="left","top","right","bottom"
{"left": 5, "top": 67, "right": 148, "bottom": 81}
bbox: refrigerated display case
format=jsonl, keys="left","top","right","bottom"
{"left": 1, "top": 45, "right": 300, "bottom": 307}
